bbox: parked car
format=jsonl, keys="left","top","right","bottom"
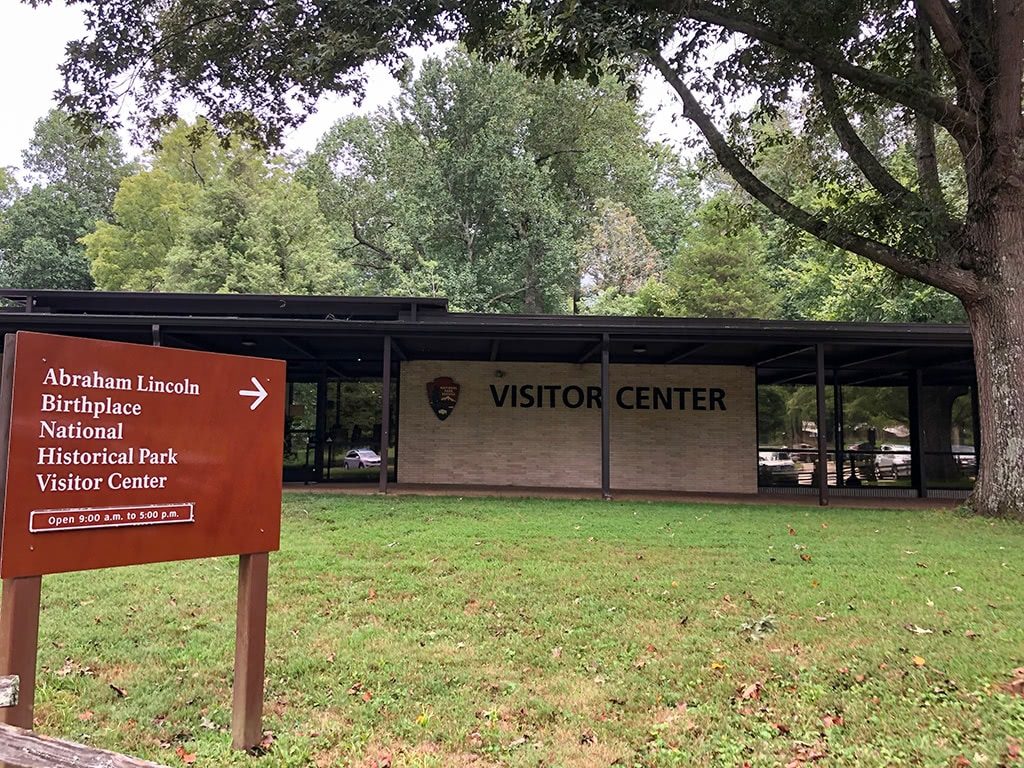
{"left": 952, "top": 445, "right": 977, "bottom": 474}
{"left": 342, "top": 449, "right": 381, "bottom": 469}
{"left": 758, "top": 451, "right": 800, "bottom": 485}
{"left": 875, "top": 444, "right": 912, "bottom": 479}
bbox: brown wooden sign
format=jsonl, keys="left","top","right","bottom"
{"left": 0, "top": 331, "right": 285, "bottom": 578}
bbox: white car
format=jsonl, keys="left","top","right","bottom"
{"left": 875, "top": 444, "right": 912, "bottom": 479}
{"left": 342, "top": 449, "right": 381, "bottom": 469}
{"left": 758, "top": 451, "right": 800, "bottom": 485}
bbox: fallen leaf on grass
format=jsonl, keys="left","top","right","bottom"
{"left": 737, "top": 681, "right": 763, "bottom": 701}
{"left": 1005, "top": 739, "right": 1021, "bottom": 762}
{"left": 507, "top": 735, "right": 530, "bottom": 749}
{"left": 800, "top": 554, "right": 812, "bottom": 562}
{"left": 1004, "top": 668, "right": 1024, "bottom": 697}
{"left": 965, "top": 630, "right": 979, "bottom": 639}
{"left": 912, "top": 656, "right": 927, "bottom": 668}
{"left": 789, "top": 527, "right": 797, "bottom": 536}
{"left": 551, "top": 646, "right": 562, "bottom": 659}
{"left": 951, "top": 756, "right": 971, "bottom": 767}
{"left": 174, "top": 746, "right": 197, "bottom": 765}
{"left": 822, "top": 713, "right": 844, "bottom": 729}
{"left": 77, "top": 710, "right": 94, "bottom": 721}
{"left": 905, "top": 624, "right": 934, "bottom": 635}
{"left": 710, "top": 660, "right": 727, "bottom": 671}
{"left": 786, "top": 744, "right": 828, "bottom": 767}
{"left": 109, "top": 684, "right": 127, "bottom": 698}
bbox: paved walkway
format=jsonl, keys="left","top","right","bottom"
{"left": 283, "top": 482, "right": 963, "bottom": 510}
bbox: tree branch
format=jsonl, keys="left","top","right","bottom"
{"left": 483, "top": 285, "right": 527, "bottom": 309}
{"left": 350, "top": 220, "right": 393, "bottom": 262}
{"left": 673, "top": 2, "right": 976, "bottom": 142}
{"left": 991, "top": 0, "right": 1024, "bottom": 141}
{"left": 650, "top": 52, "right": 980, "bottom": 298}
{"left": 914, "top": 0, "right": 985, "bottom": 108}
{"left": 535, "top": 148, "right": 584, "bottom": 165}
{"left": 816, "top": 72, "right": 923, "bottom": 208}
{"left": 816, "top": 70, "right": 958, "bottom": 232}
{"left": 912, "top": 11, "right": 949, "bottom": 213}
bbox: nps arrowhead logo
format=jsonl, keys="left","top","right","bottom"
{"left": 426, "top": 377, "right": 460, "bottom": 421}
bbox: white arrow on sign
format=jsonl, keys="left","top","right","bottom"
{"left": 239, "top": 377, "right": 268, "bottom": 410}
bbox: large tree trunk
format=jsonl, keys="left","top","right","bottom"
{"left": 964, "top": 280, "right": 1024, "bottom": 521}
{"left": 921, "top": 385, "right": 966, "bottom": 485}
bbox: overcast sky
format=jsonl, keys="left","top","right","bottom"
{"left": 0, "top": 2, "right": 687, "bottom": 171}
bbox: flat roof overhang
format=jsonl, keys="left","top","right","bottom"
{"left": 0, "top": 290, "right": 976, "bottom": 387}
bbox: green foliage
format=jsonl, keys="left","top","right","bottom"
{"left": 665, "top": 196, "right": 778, "bottom": 318}
{"left": 587, "top": 278, "right": 674, "bottom": 316}
{"left": 83, "top": 170, "right": 195, "bottom": 290}
{"left": 0, "top": 168, "right": 17, "bottom": 209}
{"left": 302, "top": 50, "right": 672, "bottom": 313}
{"left": 81, "top": 119, "right": 350, "bottom": 295}
{"left": 20, "top": 109, "right": 133, "bottom": 217}
{"left": 0, "top": 110, "right": 131, "bottom": 290}
{"left": 708, "top": 117, "right": 965, "bottom": 324}
{"left": 163, "top": 171, "right": 348, "bottom": 294}
{"left": 0, "top": 235, "right": 93, "bottom": 290}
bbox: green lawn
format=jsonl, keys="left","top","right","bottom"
{"left": 32, "top": 494, "right": 1024, "bottom": 767}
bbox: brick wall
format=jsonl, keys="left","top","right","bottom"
{"left": 397, "top": 361, "right": 757, "bottom": 493}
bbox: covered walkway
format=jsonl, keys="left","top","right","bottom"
{"left": 0, "top": 289, "right": 977, "bottom": 505}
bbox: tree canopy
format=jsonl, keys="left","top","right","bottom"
{"left": 300, "top": 50, "right": 683, "bottom": 312}
{"left": 0, "top": 109, "right": 132, "bottom": 289}
{"left": 82, "top": 120, "right": 350, "bottom": 294}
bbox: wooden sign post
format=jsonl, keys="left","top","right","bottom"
{"left": 0, "top": 332, "right": 285, "bottom": 749}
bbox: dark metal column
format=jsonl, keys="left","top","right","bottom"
{"left": 313, "top": 370, "right": 328, "bottom": 482}
{"left": 971, "top": 380, "right": 981, "bottom": 475}
{"left": 833, "top": 370, "right": 844, "bottom": 488}
{"left": 909, "top": 368, "right": 927, "bottom": 497}
{"left": 754, "top": 367, "right": 761, "bottom": 486}
{"left": 601, "top": 333, "right": 611, "bottom": 500}
{"left": 815, "top": 344, "right": 829, "bottom": 506}
{"left": 379, "top": 335, "right": 392, "bottom": 493}
{"left": 392, "top": 364, "right": 401, "bottom": 484}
